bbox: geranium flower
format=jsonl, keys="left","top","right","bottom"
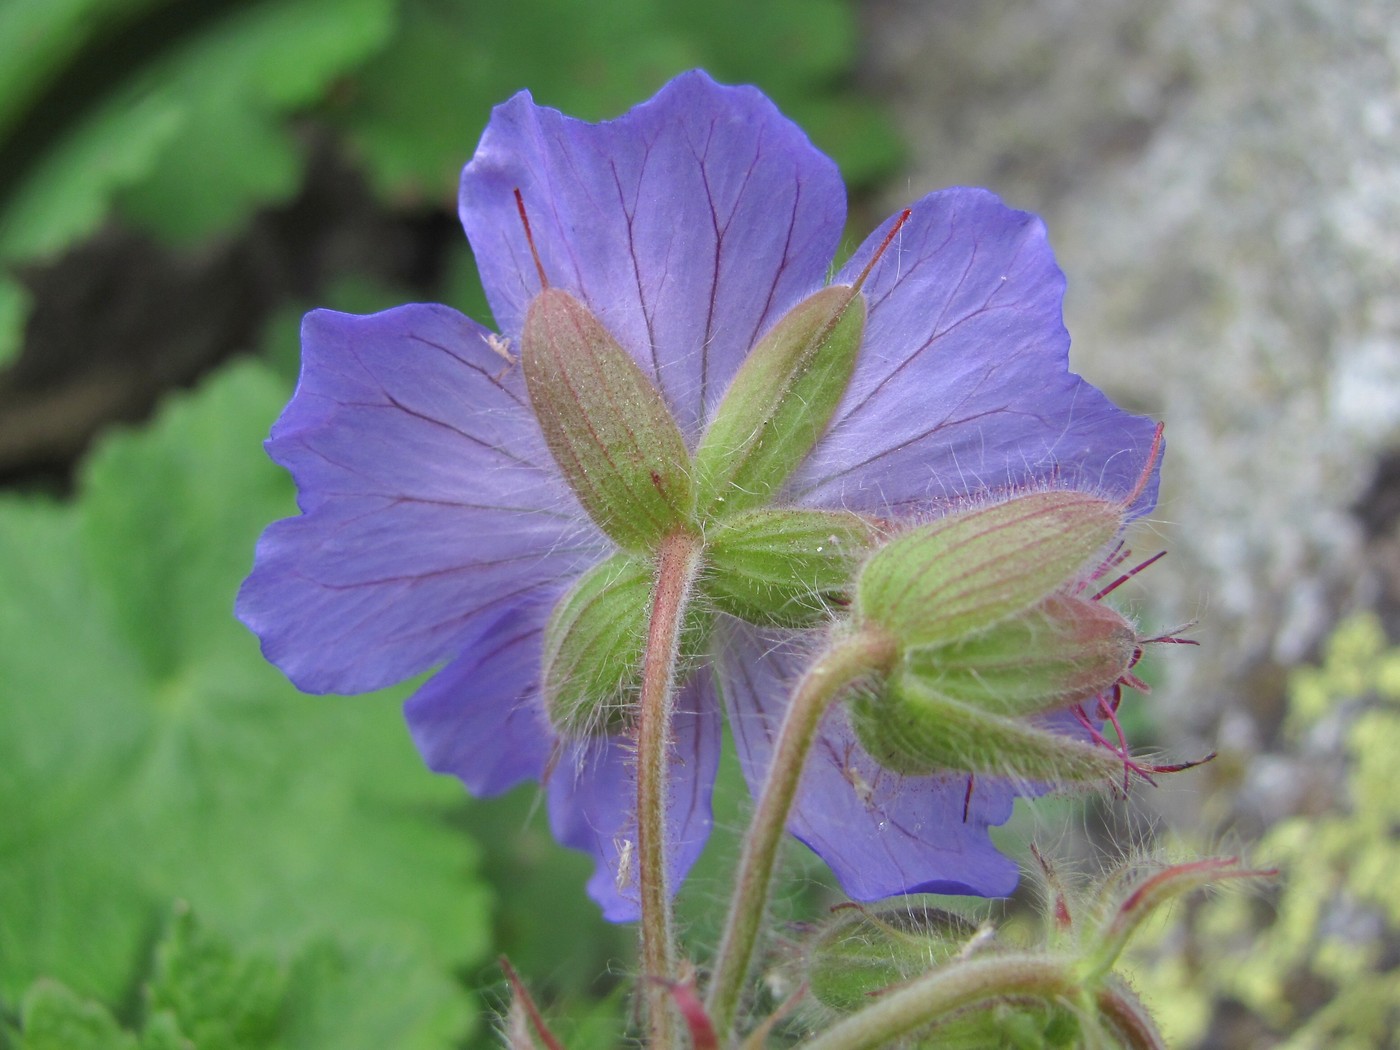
{"left": 237, "top": 71, "right": 1159, "bottom": 921}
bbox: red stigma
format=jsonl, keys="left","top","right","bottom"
{"left": 1092, "top": 549, "right": 1168, "bottom": 602}
{"left": 513, "top": 188, "right": 550, "bottom": 290}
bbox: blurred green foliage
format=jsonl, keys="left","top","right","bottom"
{"left": 1127, "top": 614, "right": 1400, "bottom": 1048}
{"left": 0, "top": 0, "right": 901, "bottom": 364}
{"left": 0, "top": 362, "right": 492, "bottom": 1046}
{"left": 0, "top": 1, "right": 903, "bottom": 1043}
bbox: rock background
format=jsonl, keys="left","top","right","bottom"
{"left": 862, "top": 0, "right": 1400, "bottom": 834}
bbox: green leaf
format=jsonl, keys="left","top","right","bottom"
{"left": 0, "top": 277, "right": 28, "bottom": 368}
{"left": 115, "top": 0, "right": 397, "bottom": 242}
{"left": 15, "top": 981, "right": 137, "bottom": 1050}
{"left": 0, "top": 361, "right": 491, "bottom": 1047}
{"left": 0, "top": 89, "right": 183, "bottom": 262}
{"left": 332, "top": 0, "right": 901, "bottom": 204}
{"left": 0, "top": 0, "right": 165, "bottom": 141}
{"left": 0, "top": 0, "right": 397, "bottom": 274}
{"left": 145, "top": 906, "right": 286, "bottom": 1050}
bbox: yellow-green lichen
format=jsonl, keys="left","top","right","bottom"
{"left": 1127, "top": 613, "right": 1400, "bottom": 1047}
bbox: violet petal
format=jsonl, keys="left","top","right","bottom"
{"left": 237, "top": 304, "right": 606, "bottom": 694}
{"left": 459, "top": 69, "right": 846, "bottom": 436}
{"left": 718, "top": 621, "right": 1020, "bottom": 900}
{"left": 403, "top": 601, "right": 556, "bottom": 797}
{"left": 792, "top": 188, "right": 1160, "bottom": 518}
{"left": 548, "top": 669, "right": 722, "bottom": 922}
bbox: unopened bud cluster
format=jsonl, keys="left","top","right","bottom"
{"left": 519, "top": 195, "right": 1148, "bottom": 791}
{"left": 521, "top": 234, "right": 880, "bottom": 737}
{"left": 845, "top": 490, "right": 1141, "bottom": 785}
{"left": 795, "top": 855, "right": 1270, "bottom": 1048}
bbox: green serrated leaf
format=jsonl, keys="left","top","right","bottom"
{"left": 0, "top": 361, "right": 490, "bottom": 1047}
{"left": 146, "top": 906, "right": 286, "bottom": 1050}
{"left": 16, "top": 980, "right": 137, "bottom": 1050}
{"left": 115, "top": 0, "right": 397, "bottom": 242}
{"left": 0, "top": 89, "right": 183, "bottom": 262}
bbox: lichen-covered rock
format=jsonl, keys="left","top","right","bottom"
{"left": 866, "top": 0, "right": 1399, "bottom": 735}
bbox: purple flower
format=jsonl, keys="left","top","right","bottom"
{"left": 237, "top": 71, "right": 1159, "bottom": 920}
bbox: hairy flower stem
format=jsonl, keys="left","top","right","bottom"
{"left": 706, "top": 627, "right": 898, "bottom": 1039}
{"left": 637, "top": 530, "right": 705, "bottom": 1049}
{"left": 794, "top": 953, "right": 1080, "bottom": 1050}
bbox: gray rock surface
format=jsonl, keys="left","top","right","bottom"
{"left": 864, "top": 0, "right": 1400, "bottom": 758}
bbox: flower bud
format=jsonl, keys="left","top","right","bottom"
{"left": 900, "top": 594, "right": 1137, "bottom": 719}
{"left": 804, "top": 904, "right": 981, "bottom": 1015}
{"left": 693, "top": 285, "right": 865, "bottom": 517}
{"left": 856, "top": 490, "right": 1123, "bottom": 649}
{"left": 702, "top": 508, "right": 877, "bottom": 627}
{"left": 541, "top": 552, "right": 710, "bottom": 737}
{"left": 848, "top": 672, "right": 1125, "bottom": 783}
{"left": 541, "top": 553, "right": 652, "bottom": 736}
{"left": 522, "top": 288, "right": 694, "bottom": 550}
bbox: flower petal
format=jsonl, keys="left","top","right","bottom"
{"left": 237, "top": 303, "right": 607, "bottom": 694}
{"left": 459, "top": 69, "right": 846, "bottom": 436}
{"left": 403, "top": 601, "right": 556, "bottom": 797}
{"left": 548, "top": 669, "right": 722, "bottom": 922}
{"left": 718, "top": 621, "right": 1020, "bottom": 900}
{"left": 792, "top": 189, "right": 1160, "bottom": 517}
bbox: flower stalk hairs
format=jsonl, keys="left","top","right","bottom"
{"left": 239, "top": 71, "right": 1254, "bottom": 1047}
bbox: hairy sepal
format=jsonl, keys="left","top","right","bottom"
{"left": 522, "top": 288, "right": 693, "bottom": 550}
{"left": 694, "top": 286, "right": 865, "bottom": 517}
{"left": 702, "top": 508, "right": 877, "bottom": 627}
{"left": 541, "top": 552, "right": 653, "bottom": 737}
{"left": 805, "top": 904, "right": 980, "bottom": 1016}
{"left": 901, "top": 595, "right": 1136, "bottom": 719}
{"left": 849, "top": 676, "right": 1123, "bottom": 783}
{"left": 856, "top": 490, "right": 1123, "bottom": 649}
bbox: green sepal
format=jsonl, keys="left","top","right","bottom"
{"left": 541, "top": 552, "right": 710, "bottom": 737}
{"left": 702, "top": 508, "right": 878, "bottom": 627}
{"left": 848, "top": 674, "right": 1124, "bottom": 783}
{"left": 856, "top": 490, "right": 1123, "bottom": 649}
{"left": 805, "top": 904, "right": 979, "bottom": 1015}
{"left": 912, "top": 1000, "right": 1083, "bottom": 1050}
{"left": 693, "top": 285, "right": 865, "bottom": 517}
{"left": 541, "top": 553, "right": 653, "bottom": 737}
{"left": 522, "top": 288, "right": 693, "bottom": 550}
{"left": 902, "top": 595, "right": 1136, "bottom": 719}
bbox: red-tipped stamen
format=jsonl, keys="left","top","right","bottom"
{"left": 1086, "top": 541, "right": 1131, "bottom": 586}
{"left": 1121, "top": 421, "right": 1165, "bottom": 511}
{"left": 852, "top": 208, "right": 912, "bottom": 292}
{"left": 1092, "top": 549, "right": 1169, "bottom": 602}
{"left": 1140, "top": 751, "right": 1217, "bottom": 775}
{"left": 1138, "top": 624, "right": 1200, "bottom": 647}
{"left": 513, "top": 188, "right": 550, "bottom": 290}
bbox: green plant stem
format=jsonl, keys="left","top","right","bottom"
{"left": 795, "top": 953, "right": 1077, "bottom": 1050}
{"left": 637, "top": 529, "right": 704, "bottom": 1050}
{"left": 705, "top": 626, "right": 897, "bottom": 1039}
{"left": 1094, "top": 980, "right": 1169, "bottom": 1050}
